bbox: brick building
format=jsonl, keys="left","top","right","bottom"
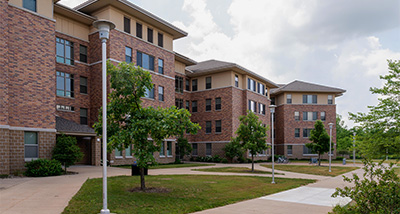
{"left": 0, "top": 0, "right": 345, "bottom": 174}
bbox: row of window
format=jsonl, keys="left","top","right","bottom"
{"left": 56, "top": 71, "right": 88, "bottom": 98}
{"left": 248, "top": 100, "right": 266, "bottom": 115}
{"left": 56, "top": 105, "right": 88, "bottom": 125}
{"left": 294, "top": 128, "right": 313, "bottom": 138}
{"left": 123, "top": 17, "right": 164, "bottom": 48}
{"left": 191, "top": 143, "right": 212, "bottom": 156}
{"left": 56, "top": 37, "right": 88, "bottom": 66}
{"left": 294, "top": 111, "right": 326, "bottom": 121}
{"left": 176, "top": 98, "right": 222, "bottom": 112}
{"left": 144, "top": 84, "right": 165, "bottom": 101}
{"left": 205, "top": 120, "right": 222, "bottom": 134}
{"left": 248, "top": 78, "right": 267, "bottom": 96}
{"left": 286, "top": 145, "right": 317, "bottom": 155}
{"left": 115, "top": 145, "right": 132, "bottom": 158}
{"left": 126, "top": 48, "right": 164, "bottom": 74}
{"left": 285, "top": 94, "right": 333, "bottom": 104}
{"left": 175, "top": 77, "right": 210, "bottom": 93}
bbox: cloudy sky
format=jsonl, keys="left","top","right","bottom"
{"left": 59, "top": 0, "right": 400, "bottom": 127}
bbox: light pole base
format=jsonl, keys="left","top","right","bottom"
{"left": 100, "top": 209, "right": 111, "bottom": 214}
{"left": 271, "top": 181, "right": 275, "bottom": 184}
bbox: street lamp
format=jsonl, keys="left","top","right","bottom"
{"left": 328, "top": 123, "right": 333, "bottom": 173}
{"left": 93, "top": 20, "right": 115, "bottom": 214}
{"left": 353, "top": 132, "right": 356, "bottom": 165}
{"left": 269, "top": 105, "right": 276, "bottom": 184}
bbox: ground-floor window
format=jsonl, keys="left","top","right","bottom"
{"left": 192, "top": 143, "right": 198, "bottom": 156}
{"left": 287, "top": 145, "right": 293, "bottom": 155}
{"left": 160, "top": 142, "right": 165, "bottom": 157}
{"left": 167, "top": 141, "right": 172, "bottom": 157}
{"left": 24, "top": 132, "right": 38, "bottom": 161}
{"left": 303, "top": 145, "right": 316, "bottom": 155}
{"left": 125, "top": 145, "right": 132, "bottom": 157}
{"left": 115, "top": 148, "right": 122, "bottom": 158}
{"left": 206, "top": 143, "right": 212, "bottom": 156}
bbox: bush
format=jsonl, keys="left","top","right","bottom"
{"left": 25, "top": 159, "right": 63, "bottom": 177}
{"left": 335, "top": 156, "right": 344, "bottom": 161}
{"left": 212, "top": 155, "right": 222, "bottom": 163}
{"left": 331, "top": 159, "right": 400, "bottom": 213}
{"left": 238, "top": 156, "right": 247, "bottom": 163}
{"left": 52, "top": 135, "right": 83, "bottom": 173}
{"left": 221, "top": 158, "right": 228, "bottom": 163}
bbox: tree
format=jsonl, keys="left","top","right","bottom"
{"left": 223, "top": 138, "right": 244, "bottom": 163}
{"left": 336, "top": 114, "right": 352, "bottom": 152}
{"left": 94, "top": 61, "right": 200, "bottom": 190}
{"left": 175, "top": 136, "right": 192, "bottom": 163}
{"left": 52, "top": 135, "right": 83, "bottom": 173}
{"left": 349, "top": 60, "right": 400, "bottom": 157}
{"left": 306, "top": 120, "right": 330, "bottom": 166}
{"left": 232, "top": 111, "right": 268, "bottom": 172}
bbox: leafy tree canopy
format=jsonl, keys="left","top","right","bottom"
{"left": 306, "top": 120, "right": 331, "bottom": 166}
{"left": 52, "top": 134, "right": 83, "bottom": 173}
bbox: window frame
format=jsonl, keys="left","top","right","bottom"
{"left": 215, "top": 120, "right": 222, "bottom": 133}
{"left": 167, "top": 141, "right": 172, "bottom": 157}
{"left": 175, "top": 76, "right": 184, "bottom": 93}
{"left": 79, "top": 45, "right": 88, "bottom": 63}
{"left": 160, "top": 142, "right": 165, "bottom": 157}
{"left": 287, "top": 94, "right": 292, "bottom": 104}
{"left": 205, "top": 99, "right": 212, "bottom": 112}
{"left": 206, "top": 77, "right": 212, "bottom": 89}
{"left": 136, "top": 51, "right": 154, "bottom": 71}
{"left": 147, "top": 28, "right": 153, "bottom": 43}
{"left": 136, "top": 23, "right": 143, "bottom": 38}
{"left": 328, "top": 95, "right": 333, "bottom": 104}
{"left": 192, "top": 100, "right": 198, "bottom": 112}
{"left": 206, "top": 121, "right": 212, "bottom": 134}
{"left": 144, "top": 85, "right": 155, "bottom": 99}
{"left": 303, "top": 128, "right": 312, "bottom": 138}
{"left": 125, "top": 145, "right": 132, "bottom": 157}
{"left": 24, "top": 131, "right": 38, "bottom": 161}
{"left": 124, "top": 17, "right": 131, "bottom": 34}
{"left": 206, "top": 143, "right": 212, "bottom": 156}
{"left": 175, "top": 98, "right": 183, "bottom": 109}
{"left": 215, "top": 97, "right": 221, "bottom": 110}
{"left": 56, "top": 71, "right": 74, "bottom": 98}
{"left": 185, "top": 100, "right": 190, "bottom": 111}
{"left": 192, "top": 79, "right": 198, "bottom": 91}
{"left": 80, "top": 108, "right": 88, "bottom": 125}
{"left": 23, "top": 0, "right": 36, "bottom": 12}
{"left": 321, "top": 111, "right": 326, "bottom": 121}
{"left": 56, "top": 37, "right": 74, "bottom": 65}
{"left": 125, "top": 47, "right": 132, "bottom": 63}
{"left": 158, "top": 86, "right": 164, "bottom": 101}
{"left": 287, "top": 145, "right": 293, "bottom": 155}
{"left": 80, "top": 76, "right": 88, "bottom": 94}
{"left": 158, "top": 59, "right": 164, "bottom": 74}
{"left": 294, "top": 111, "right": 300, "bottom": 121}
{"left": 235, "top": 75, "right": 239, "bottom": 87}
{"left": 158, "top": 32, "right": 164, "bottom": 47}
{"left": 115, "top": 148, "right": 122, "bottom": 158}
{"left": 192, "top": 143, "right": 198, "bottom": 156}
{"left": 295, "top": 128, "right": 300, "bottom": 138}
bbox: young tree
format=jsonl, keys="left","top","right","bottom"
{"left": 349, "top": 60, "right": 400, "bottom": 157}
{"left": 94, "top": 62, "right": 200, "bottom": 190}
{"left": 232, "top": 111, "right": 268, "bottom": 172}
{"left": 223, "top": 138, "right": 244, "bottom": 163}
{"left": 175, "top": 136, "right": 192, "bottom": 163}
{"left": 52, "top": 135, "right": 83, "bottom": 173}
{"left": 306, "top": 120, "right": 330, "bottom": 166}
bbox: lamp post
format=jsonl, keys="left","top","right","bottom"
{"left": 93, "top": 20, "right": 115, "bottom": 214}
{"left": 328, "top": 123, "right": 333, "bottom": 172}
{"left": 353, "top": 132, "right": 356, "bottom": 165}
{"left": 269, "top": 105, "right": 276, "bottom": 184}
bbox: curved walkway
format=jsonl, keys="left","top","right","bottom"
{"left": 0, "top": 163, "right": 362, "bottom": 214}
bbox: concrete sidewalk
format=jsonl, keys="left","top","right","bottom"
{"left": 0, "top": 163, "right": 361, "bottom": 214}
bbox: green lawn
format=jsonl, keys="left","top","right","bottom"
{"left": 193, "top": 167, "right": 284, "bottom": 175}
{"left": 261, "top": 164, "right": 359, "bottom": 177}
{"left": 63, "top": 175, "right": 314, "bottom": 214}
{"left": 394, "top": 167, "right": 400, "bottom": 176}
{"left": 290, "top": 159, "right": 362, "bottom": 164}
{"left": 115, "top": 163, "right": 215, "bottom": 169}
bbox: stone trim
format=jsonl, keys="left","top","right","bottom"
{"left": 5, "top": 126, "right": 56, "bottom": 132}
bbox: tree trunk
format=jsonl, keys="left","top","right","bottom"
{"left": 318, "top": 153, "right": 321, "bottom": 166}
{"left": 140, "top": 167, "right": 146, "bottom": 190}
{"left": 64, "top": 163, "right": 67, "bottom": 174}
{"left": 251, "top": 155, "right": 254, "bottom": 172}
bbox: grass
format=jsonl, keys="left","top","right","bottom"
{"left": 115, "top": 163, "right": 215, "bottom": 169}
{"left": 261, "top": 164, "right": 359, "bottom": 177}
{"left": 63, "top": 175, "right": 314, "bottom": 214}
{"left": 290, "top": 159, "right": 362, "bottom": 164}
{"left": 394, "top": 167, "right": 400, "bottom": 176}
{"left": 193, "top": 167, "right": 284, "bottom": 175}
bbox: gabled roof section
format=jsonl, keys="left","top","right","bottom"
{"left": 54, "top": 3, "right": 97, "bottom": 25}
{"left": 56, "top": 116, "right": 95, "bottom": 135}
{"left": 271, "top": 80, "right": 346, "bottom": 96}
{"left": 74, "top": 0, "right": 187, "bottom": 39}
{"left": 174, "top": 52, "right": 197, "bottom": 66}
{"left": 186, "top": 59, "right": 279, "bottom": 88}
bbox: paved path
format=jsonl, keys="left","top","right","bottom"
{"left": 0, "top": 163, "right": 362, "bottom": 214}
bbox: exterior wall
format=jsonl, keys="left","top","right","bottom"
{"left": 288, "top": 93, "right": 335, "bottom": 105}
{"left": 9, "top": 0, "right": 53, "bottom": 18}
{"left": 175, "top": 61, "right": 186, "bottom": 74}
{"left": 0, "top": 0, "right": 9, "bottom": 126}
{"left": 0, "top": 128, "right": 10, "bottom": 174}
{"left": 54, "top": 14, "right": 90, "bottom": 41}
{"left": 7, "top": 5, "right": 56, "bottom": 129}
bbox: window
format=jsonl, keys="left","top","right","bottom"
{"left": 136, "top": 23, "right": 142, "bottom": 38}
{"left": 287, "top": 94, "right": 292, "bottom": 104}
{"left": 158, "top": 59, "right": 164, "bottom": 74}
{"left": 24, "top": 132, "right": 38, "bottom": 160}
{"left": 294, "top": 111, "right": 300, "bottom": 121}
{"left": 167, "top": 141, "right": 172, "bottom": 156}
{"left": 192, "top": 143, "right": 198, "bottom": 156}
{"left": 80, "top": 108, "right": 88, "bottom": 125}
{"left": 125, "top": 47, "right": 132, "bottom": 63}
{"left": 56, "top": 71, "right": 74, "bottom": 97}
{"left": 23, "top": 0, "right": 36, "bottom": 12}
{"left": 147, "top": 28, "right": 153, "bottom": 43}
{"left": 160, "top": 142, "right": 165, "bottom": 157}
{"left": 185, "top": 100, "right": 190, "bottom": 111}
{"left": 206, "top": 143, "right": 212, "bottom": 156}
{"left": 206, "top": 77, "right": 212, "bottom": 89}
{"left": 185, "top": 79, "right": 190, "bottom": 91}
{"left": 303, "top": 145, "right": 316, "bottom": 155}
{"left": 137, "top": 51, "right": 154, "bottom": 71}
{"left": 56, "top": 37, "right": 74, "bottom": 65}
{"left": 124, "top": 17, "right": 131, "bottom": 33}
{"left": 328, "top": 95, "right": 333, "bottom": 104}
{"left": 79, "top": 45, "right": 88, "bottom": 63}
{"left": 259, "top": 103, "right": 265, "bottom": 115}
{"left": 303, "top": 128, "right": 312, "bottom": 138}
{"left": 80, "top": 77, "right": 88, "bottom": 94}
{"left": 295, "top": 128, "right": 300, "bottom": 138}
{"left": 158, "top": 32, "right": 163, "bottom": 47}
{"left": 303, "top": 112, "right": 318, "bottom": 121}
{"left": 175, "top": 76, "right": 183, "bottom": 93}
{"left": 56, "top": 105, "right": 74, "bottom": 112}
{"left": 287, "top": 145, "right": 293, "bottom": 155}
{"left": 321, "top": 112, "right": 326, "bottom": 121}
{"left": 206, "top": 121, "right": 212, "bottom": 133}
{"left": 205, "top": 99, "right": 211, "bottom": 111}
{"left": 145, "top": 85, "right": 155, "bottom": 99}
{"left": 303, "top": 95, "right": 317, "bottom": 104}
{"left": 271, "top": 97, "right": 276, "bottom": 105}
{"left": 215, "top": 120, "right": 221, "bottom": 133}
{"left": 192, "top": 79, "right": 198, "bottom": 91}
{"left": 175, "top": 98, "right": 183, "bottom": 109}
{"left": 158, "top": 86, "right": 164, "bottom": 101}
{"left": 235, "top": 75, "right": 239, "bottom": 87}
{"left": 247, "top": 78, "right": 256, "bottom": 91}
{"left": 257, "top": 83, "right": 265, "bottom": 95}
{"left": 192, "top": 101, "right": 198, "bottom": 112}
{"left": 215, "top": 98, "right": 221, "bottom": 110}
{"left": 115, "top": 148, "right": 122, "bottom": 157}
{"left": 248, "top": 100, "right": 257, "bottom": 112}
{"left": 125, "top": 145, "right": 132, "bottom": 157}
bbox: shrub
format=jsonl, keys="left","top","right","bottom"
{"left": 223, "top": 140, "right": 244, "bottom": 163}
{"left": 212, "top": 155, "right": 222, "bottom": 163}
{"left": 52, "top": 135, "right": 83, "bottom": 173}
{"left": 335, "top": 156, "right": 344, "bottom": 161}
{"left": 331, "top": 159, "right": 400, "bottom": 213}
{"left": 221, "top": 158, "right": 228, "bottom": 163}
{"left": 238, "top": 156, "right": 247, "bottom": 163}
{"left": 25, "top": 159, "right": 63, "bottom": 177}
